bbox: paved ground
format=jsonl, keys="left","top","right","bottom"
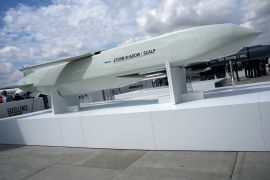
{"left": 223, "top": 70, "right": 270, "bottom": 87}
{"left": 0, "top": 144, "right": 270, "bottom": 180}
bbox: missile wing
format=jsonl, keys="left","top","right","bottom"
{"left": 17, "top": 24, "right": 260, "bottom": 97}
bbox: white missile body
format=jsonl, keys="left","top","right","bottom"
{"left": 18, "top": 24, "right": 260, "bottom": 96}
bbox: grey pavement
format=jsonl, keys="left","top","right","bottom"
{"left": 223, "top": 70, "right": 270, "bottom": 87}
{"left": 0, "top": 145, "right": 270, "bottom": 180}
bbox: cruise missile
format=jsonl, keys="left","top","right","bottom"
{"left": 17, "top": 24, "right": 260, "bottom": 97}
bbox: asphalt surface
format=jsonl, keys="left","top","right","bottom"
{"left": 0, "top": 144, "right": 270, "bottom": 180}
{"left": 223, "top": 69, "right": 270, "bottom": 87}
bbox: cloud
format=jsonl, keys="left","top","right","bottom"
{"left": 0, "top": 62, "right": 24, "bottom": 87}
{"left": 0, "top": 0, "right": 160, "bottom": 88}
{"left": 240, "top": 0, "right": 270, "bottom": 44}
{"left": 0, "top": 0, "right": 157, "bottom": 65}
{"left": 137, "top": 0, "right": 239, "bottom": 34}
{"left": 1, "top": 0, "right": 268, "bottom": 66}
{"left": 0, "top": 46, "right": 23, "bottom": 59}
{"left": 137, "top": 0, "right": 270, "bottom": 45}
{"left": 0, "top": 0, "right": 269, "bottom": 88}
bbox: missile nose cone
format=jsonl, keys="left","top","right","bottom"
{"left": 224, "top": 24, "right": 261, "bottom": 49}
{"left": 244, "top": 28, "right": 262, "bottom": 37}
{"left": 253, "top": 31, "right": 262, "bottom": 36}
{"left": 233, "top": 24, "right": 262, "bottom": 38}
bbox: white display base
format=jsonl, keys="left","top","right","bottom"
{"left": 1, "top": 82, "right": 270, "bottom": 151}
{"left": 50, "top": 88, "right": 80, "bottom": 114}
{"left": 165, "top": 62, "right": 187, "bottom": 104}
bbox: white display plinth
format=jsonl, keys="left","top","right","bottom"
{"left": 166, "top": 62, "right": 187, "bottom": 104}
{"left": 1, "top": 82, "right": 270, "bottom": 151}
{"left": 50, "top": 88, "right": 80, "bottom": 114}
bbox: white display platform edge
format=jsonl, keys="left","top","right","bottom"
{"left": 1, "top": 83, "right": 270, "bottom": 151}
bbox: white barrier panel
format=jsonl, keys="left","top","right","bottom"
{"left": 0, "top": 98, "right": 45, "bottom": 119}
{"left": 151, "top": 103, "right": 265, "bottom": 151}
{"left": 59, "top": 116, "right": 84, "bottom": 147}
{"left": 81, "top": 112, "right": 156, "bottom": 150}
{"left": 0, "top": 84, "right": 270, "bottom": 151}
{"left": 0, "top": 116, "right": 62, "bottom": 146}
{"left": 258, "top": 91, "right": 270, "bottom": 150}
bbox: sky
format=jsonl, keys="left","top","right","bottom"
{"left": 0, "top": 0, "right": 270, "bottom": 88}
